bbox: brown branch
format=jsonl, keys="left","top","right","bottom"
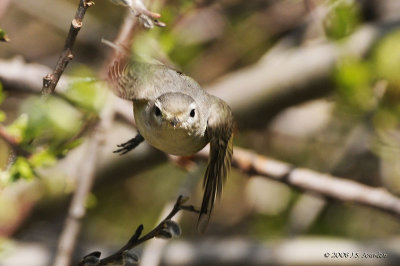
{"left": 195, "top": 147, "right": 400, "bottom": 219}
{"left": 79, "top": 196, "right": 199, "bottom": 266}
{"left": 42, "top": 0, "right": 94, "bottom": 95}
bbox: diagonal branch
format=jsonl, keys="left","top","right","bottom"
{"left": 42, "top": 0, "right": 94, "bottom": 95}
{"left": 195, "top": 147, "right": 400, "bottom": 219}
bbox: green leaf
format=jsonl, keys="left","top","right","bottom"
{"left": 373, "top": 30, "right": 400, "bottom": 86}
{"left": 6, "top": 113, "right": 28, "bottom": 142}
{"left": 29, "top": 150, "right": 56, "bottom": 168}
{"left": 323, "top": 0, "right": 360, "bottom": 40}
{"left": 20, "top": 96, "right": 82, "bottom": 147}
{"left": 9, "top": 157, "right": 35, "bottom": 181}
{"left": 64, "top": 78, "right": 107, "bottom": 113}
{"left": 0, "top": 28, "right": 10, "bottom": 42}
{"left": 335, "top": 58, "right": 375, "bottom": 111}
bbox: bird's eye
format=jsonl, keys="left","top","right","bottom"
{"left": 154, "top": 106, "right": 161, "bottom": 117}
{"left": 190, "top": 109, "right": 195, "bottom": 117}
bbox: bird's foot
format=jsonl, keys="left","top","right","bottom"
{"left": 113, "top": 134, "right": 144, "bottom": 155}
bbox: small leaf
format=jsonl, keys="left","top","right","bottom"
{"left": 9, "top": 157, "right": 35, "bottom": 181}
{"left": 0, "top": 28, "right": 10, "bottom": 42}
{"left": 29, "top": 150, "right": 56, "bottom": 168}
{"left": 64, "top": 74, "right": 107, "bottom": 113}
{"left": 323, "top": 0, "right": 360, "bottom": 40}
{"left": 373, "top": 30, "right": 400, "bottom": 86}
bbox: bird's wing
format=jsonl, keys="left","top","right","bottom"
{"left": 198, "top": 98, "right": 234, "bottom": 232}
{"left": 108, "top": 58, "right": 204, "bottom": 101}
{"left": 108, "top": 59, "right": 173, "bottom": 101}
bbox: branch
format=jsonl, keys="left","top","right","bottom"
{"left": 79, "top": 196, "right": 199, "bottom": 266}
{"left": 42, "top": 0, "right": 94, "bottom": 95}
{"left": 195, "top": 147, "right": 400, "bottom": 219}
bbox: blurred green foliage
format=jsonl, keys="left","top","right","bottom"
{"left": 334, "top": 28, "right": 400, "bottom": 193}
{"left": 0, "top": 78, "right": 107, "bottom": 183}
{"left": 323, "top": 0, "right": 360, "bottom": 40}
{"left": 8, "top": 157, "right": 35, "bottom": 182}
{"left": 0, "top": 28, "right": 10, "bottom": 42}
{"left": 373, "top": 30, "right": 400, "bottom": 89}
{"left": 335, "top": 28, "right": 400, "bottom": 115}
{"left": 335, "top": 58, "right": 374, "bottom": 112}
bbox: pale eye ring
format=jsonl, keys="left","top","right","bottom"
{"left": 190, "top": 109, "right": 195, "bottom": 117}
{"left": 154, "top": 106, "right": 161, "bottom": 117}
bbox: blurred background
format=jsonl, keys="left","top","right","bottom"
{"left": 1, "top": 0, "right": 400, "bottom": 265}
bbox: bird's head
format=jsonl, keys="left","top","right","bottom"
{"left": 151, "top": 92, "right": 200, "bottom": 134}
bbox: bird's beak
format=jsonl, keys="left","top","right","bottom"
{"left": 171, "top": 117, "right": 180, "bottom": 128}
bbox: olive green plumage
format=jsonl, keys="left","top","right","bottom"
{"left": 108, "top": 59, "right": 234, "bottom": 230}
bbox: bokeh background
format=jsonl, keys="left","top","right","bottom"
{"left": 1, "top": 0, "right": 400, "bottom": 265}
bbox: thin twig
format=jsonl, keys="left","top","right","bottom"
{"left": 79, "top": 196, "right": 199, "bottom": 266}
{"left": 42, "top": 0, "right": 94, "bottom": 95}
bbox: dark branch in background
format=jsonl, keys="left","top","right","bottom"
{"left": 195, "top": 147, "right": 400, "bottom": 219}
{"left": 79, "top": 196, "right": 199, "bottom": 266}
{"left": 41, "top": 0, "right": 94, "bottom": 95}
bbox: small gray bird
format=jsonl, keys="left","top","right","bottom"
{"left": 108, "top": 59, "right": 234, "bottom": 229}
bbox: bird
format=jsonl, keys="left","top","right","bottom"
{"left": 107, "top": 58, "right": 234, "bottom": 230}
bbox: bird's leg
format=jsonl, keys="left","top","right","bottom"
{"left": 113, "top": 132, "right": 144, "bottom": 155}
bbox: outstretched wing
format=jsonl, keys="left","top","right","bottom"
{"left": 107, "top": 59, "right": 159, "bottom": 101}
{"left": 198, "top": 98, "right": 234, "bottom": 232}
{"left": 108, "top": 59, "right": 193, "bottom": 101}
